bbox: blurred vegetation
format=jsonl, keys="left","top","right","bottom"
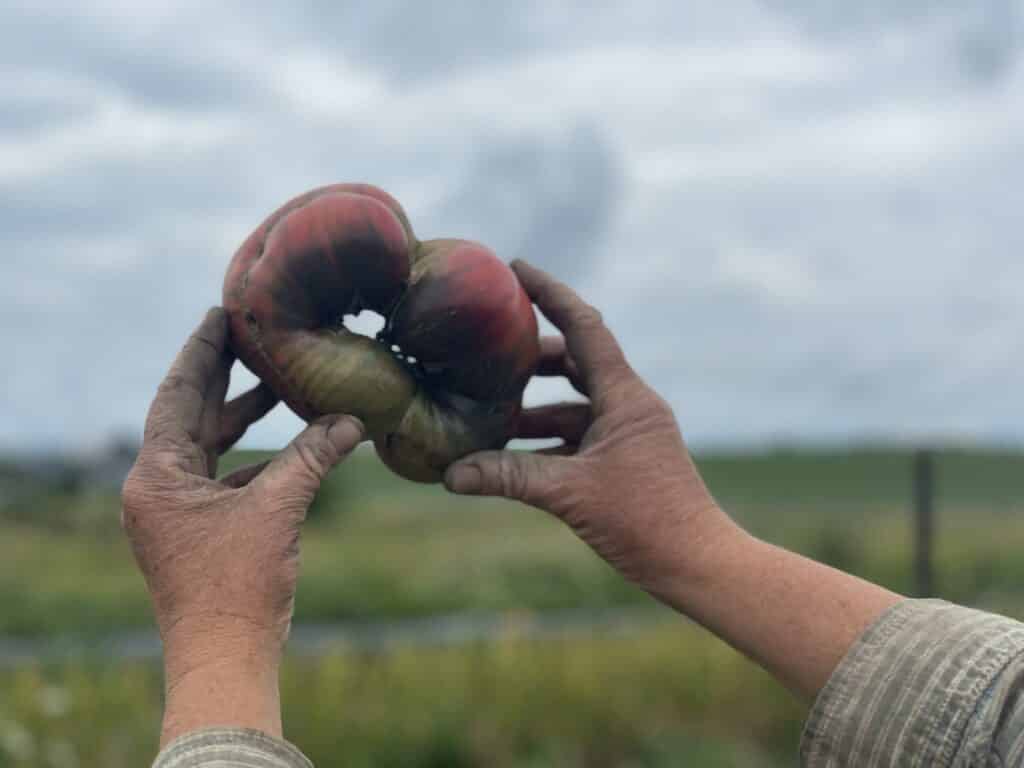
{"left": 0, "top": 445, "right": 1022, "bottom": 766}
{"left": 2, "top": 446, "right": 1024, "bottom": 637}
{"left": 0, "top": 625, "right": 801, "bottom": 768}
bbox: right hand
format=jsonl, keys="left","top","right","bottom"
{"left": 121, "top": 308, "right": 365, "bottom": 743}
{"left": 445, "top": 261, "right": 736, "bottom": 596}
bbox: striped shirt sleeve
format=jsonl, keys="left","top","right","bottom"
{"left": 800, "top": 599, "right": 1024, "bottom": 767}
{"left": 152, "top": 728, "right": 312, "bottom": 768}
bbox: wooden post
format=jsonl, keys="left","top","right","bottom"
{"left": 913, "top": 450, "right": 936, "bottom": 598}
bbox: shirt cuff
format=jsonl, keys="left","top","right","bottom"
{"left": 153, "top": 728, "right": 313, "bottom": 768}
{"left": 800, "top": 598, "right": 1024, "bottom": 767}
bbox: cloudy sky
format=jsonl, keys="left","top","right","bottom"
{"left": 3, "top": 0, "right": 1023, "bottom": 454}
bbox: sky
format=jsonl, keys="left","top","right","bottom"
{"left": 2, "top": 0, "right": 1023, "bottom": 454}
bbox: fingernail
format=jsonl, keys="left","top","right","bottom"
{"left": 328, "top": 416, "right": 364, "bottom": 452}
{"left": 445, "top": 463, "right": 481, "bottom": 494}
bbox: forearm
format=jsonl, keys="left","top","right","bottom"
{"left": 651, "top": 507, "right": 903, "bottom": 700}
{"left": 156, "top": 625, "right": 305, "bottom": 765}
{"left": 160, "top": 625, "right": 284, "bottom": 747}
{"left": 161, "top": 657, "right": 282, "bottom": 746}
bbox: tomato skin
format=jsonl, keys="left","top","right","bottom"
{"left": 389, "top": 239, "right": 539, "bottom": 402}
{"left": 223, "top": 184, "right": 540, "bottom": 483}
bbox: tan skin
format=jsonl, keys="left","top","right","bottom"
{"left": 122, "top": 309, "right": 364, "bottom": 744}
{"left": 124, "top": 261, "right": 902, "bottom": 748}
{"left": 447, "top": 261, "right": 903, "bottom": 700}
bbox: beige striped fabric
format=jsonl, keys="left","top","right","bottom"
{"left": 801, "top": 599, "right": 1024, "bottom": 767}
{"left": 152, "top": 728, "right": 312, "bottom": 768}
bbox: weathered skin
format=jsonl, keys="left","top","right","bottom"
{"left": 223, "top": 184, "right": 540, "bottom": 482}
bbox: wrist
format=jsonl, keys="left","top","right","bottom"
{"left": 641, "top": 499, "right": 751, "bottom": 607}
{"left": 161, "top": 612, "right": 286, "bottom": 675}
{"left": 161, "top": 653, "right": 282, "bottom": 746}
{"left": 160, "top": 615, "right": 286, "bottom": 747}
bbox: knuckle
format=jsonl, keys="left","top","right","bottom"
{"left": 497, "top": 454, "right": 530, "bottom": 501}
{"left": 188, "top": 329, "right": 220, "bottom": 354}
{"left": 643, "top": 387, "right": 684, "bottom": 423}
{"left": 120, "top": 470, "right": 154, "bottom": 533}
{"left": 599, "top": 377, "right": 641, "bottom": 410}
{"left": 645, "top": 390, "right": 675, "bottom": 420}
{"left": 160, "top": 373, "right": 192, "bottom": 393}
{"left": 292, "top": 435, "right": 331, "bottom": 479}
{"left": 120, "top": 471, "right": 145, "bottom": 511}
{"left": 609, "top": 387, "right": 678, "bottom": 436}
{"left": 143, "top": 419, "right": 174, "bottom": 445}
{"left": 602, "top": 358, "right": 635, "bottom": 386}
{"left": 637, "top": 378, "right": 675, "bottom": 414}
{"left": 159, "top": 371, "right": 205, "bottom": 402}
{"left": 572, "top": 305, "right": 604, "bottom": 329}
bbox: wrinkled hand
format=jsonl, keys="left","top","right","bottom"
{"left": 445, "top": 261, "right": 731, "bottom": 597}
{"left": 122, "top": 308, "right": 364, "bottom": 742}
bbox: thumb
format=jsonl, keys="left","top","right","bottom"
{"left": 256, "top": 415, "right": 365, "bottom": 508}
{"left": 444, "top": 450, "right": 563, "bottom": 510}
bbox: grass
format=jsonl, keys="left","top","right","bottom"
{"left": 0, "top": 623, "right": 804, "bottom": 768}
{"left": 1, "top": 445, "right": 1023, "bottom": 765}
{"left": 2, "top": 446, "right": 1024, "bottom": 636}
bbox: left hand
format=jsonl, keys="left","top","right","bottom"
{"left": 122, "top": 308, "right": 364, "bottom": 744}
{"left": 444, "top": 261, "right": 725, "bottom": 597}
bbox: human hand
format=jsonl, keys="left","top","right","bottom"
{"left": 444, "top": 262, "right": 737, "bottom": 599}
{"left": 121, "top": 308, "right": 364, "bottom": 744}
{"left": 444, "top": 264, "right": 906, "bottom": 701}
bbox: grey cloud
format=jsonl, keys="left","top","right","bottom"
{"left": 958, "top": 1, "right": 1022, "bottom": 84}
{"left": 764, "top": 0, "right": 992, "bottom": 33}
{"left": 2, "top": 0, "right": 1024, "bottom": 453}
{"left": 0, "top": 98, "right": 86, "bottom": 140}
{"left": 432, "top": 124, "right": 621, "bottom": 281}
{"left": 297, "top": 1, "right": 536, "bottom": 83}
{"left": 86, "top": 54, "right": 263, "bottom": 110}
{"left": 0, "top": 6, "right": 270, "bottom": 110}
{"left": 585, "top": 116, "right": 1024, "bottom": 443}
{"left": 259, "top": 0, "right": 774, "bottom": 84}
{"left": 765, "top": 0, "right": 1022, "bottom": 84}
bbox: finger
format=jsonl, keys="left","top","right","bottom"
{"left": 535, "top": 336, "right": 587, "bottom": 396}
{"left": 143, "top": 308, "right": 229, "bottom": 470}
{"left": 516, "top": 403, "right": 592, "bottom": 444}
{"left": 201, "top": 347, "right": 235, "bottom": 475}
{"left": 254, "top": 416, "right": 365, "bottom": 512}
{"left": 202, "top": 348, "right": 234, "bottom": 437}
{"left": 444, "top": 450, "right": 570, "bottom": 510}
{"left": 512, "top": 261, "right": 633, "bottom": 406}
{"left": 219, "top": 460, "right": 270, "bottom": 489}
{"left": 217, "top": 383, "right": 280, "bottom": 455}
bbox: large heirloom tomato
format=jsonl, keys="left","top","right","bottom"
{"left": 223, "top": 184, "right": 540, "bottom": 482}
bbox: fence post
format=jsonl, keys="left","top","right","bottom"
{"left": 913, "top": 449, "right": 936, "bottom": 598}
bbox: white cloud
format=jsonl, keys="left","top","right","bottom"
{"left": 270, "top": 50, "right": 386, "bottom": 119}
{"left": 714, "top": 243, "right": 818, "bottom": 303}
{"left": 0, "top": 86, "right": 239, "bottom": 183}
{"left": 2, "top": 0, "right": 1023, "bottom": 453}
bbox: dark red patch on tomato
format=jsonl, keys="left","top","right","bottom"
{"left": 223, "top": 184, "right": 540, "bottom": 482}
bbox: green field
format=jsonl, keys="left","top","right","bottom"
{"left": 3, "top": 446, "right": 1024, "bottom": 637}
{"left": 0, "top": 446, "right": 1022, "bottom": 766}
{"left": 0, "top": 624, "right": 804, "bottom": 768}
